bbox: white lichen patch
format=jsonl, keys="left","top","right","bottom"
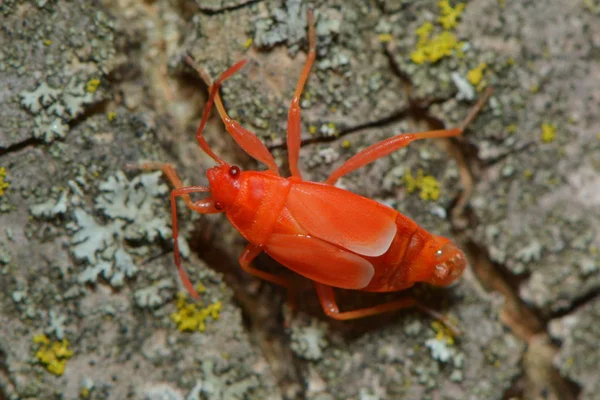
{"left": 134, "top": 279, "right": 174, "bottom": 309}
{"left": 186, "top": 360, "right": 259, "bottom": 400}
{"left": 290, "top": 318, "right": 328, "bottom": 361}
{"left": 69, "top": 171, "right": 171, "bottom": 288}
{"left": 20, "top": 77, "right": 97, "bottom": 143}
{"left": 27, "top": 170, "right": 173, "bottom": 292}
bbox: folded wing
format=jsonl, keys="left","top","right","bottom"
{"left": 285, "top": 182, "right": 397, "bottom": 257}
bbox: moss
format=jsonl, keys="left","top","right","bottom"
{"left": 0, "top": 167, "right": 9, "bottom": 196}
{"left": 33, "top": 334, "right": 74, "bottom": 376}
{"left": 170, "top": 292, "right": 222, "bottom": 332}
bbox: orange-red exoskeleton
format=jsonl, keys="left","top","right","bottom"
{"left": 139, "top": 10, "right": 490, "bottom": 327}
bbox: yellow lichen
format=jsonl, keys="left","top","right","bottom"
{"left": 44, "top": 39, "right": 53, "bottom": 46}
{"left": 467, "top": 62, "right": 487, "bottom": 86}
{"left": 541, "top": 123, "right": 557, "bottom": 143}
{"left": 341, "top": 140, "right": 351, "bottom": 149}
{"left": 171, "top": 292, "right": 222, "bottom": 332}
{"left": 309, "top": 125, "right": 317, "bottom": 135}
{"left": 437, "top": 0, "right": 466, "bottom": 30}
{"left": 403, "top": 169, "right": 441, "bottom": 201}
{"left": 411, "top": 30, "right": 464, "bottom": 64}
{"left": 86, "top": 78, "right": 101, "bottom": 93}
{"left": 33, "top": 334, "right": 74, "bottom": 376}
{"left": 506, "top": 124, "right": 518, "bottom": 134}
{"left": 523, "top": 169, "right": 533, "bottom": 178}
{"left": 431, "top": 320, "right": 455, "bottom": 345}
{"left": 378, "top": 33, "right": 393, "bottom": 43}
{"left": 106, "top": 111, "right": 117, "bottom": 122}
{"left": 243, "top": 38, "right": 253, "bottom": 49}
{"left": 0, "top": 167, "right": 9, "bottom": 196}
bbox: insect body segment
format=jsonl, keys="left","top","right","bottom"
{"left": 138, "top": 9, "right": 490, "bottom": 327}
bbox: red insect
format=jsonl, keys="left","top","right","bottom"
{"left": 139, "top": 10, "right": 490, "bottom": 327}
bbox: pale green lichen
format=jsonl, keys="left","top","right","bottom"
{"left": 186, "top": 360, "right": 259, "bottom": 400}
{"left": 20, "top": 77, "right": 97, "bottom": 143}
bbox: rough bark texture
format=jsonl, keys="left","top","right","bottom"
{"left": 1, "top": 0, "right": 597, "bottom": 399}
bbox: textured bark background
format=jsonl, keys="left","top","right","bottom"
{"left": 1, "top": 0, "right": 598, "bottom": 399}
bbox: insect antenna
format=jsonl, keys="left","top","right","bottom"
{"left": 186, "top": 55, "right": 248, "bottom": 165}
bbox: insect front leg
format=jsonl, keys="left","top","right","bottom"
{"left": 287, "top": 8, "right": 316, "bottom": 179}
{"left": 130, "top": 162, "right": 219, "bottom": 299}
{"left": 314, "top": 283, "right": 461, "bottom": 335}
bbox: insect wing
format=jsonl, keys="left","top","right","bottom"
{"left": 286, "top": 182, "right": 397, "bottom": 257}
{"left": 265, "top": 234, "right": 375, "bottom": 289}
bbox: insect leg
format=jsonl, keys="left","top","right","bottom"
{"left": 314, "top": 283, "right": 461, "bottom": 335}
{"left": 132, "top": 162, "right": 220, "bottom": 299}
{"left": 325, "top": 87, "right": 493, "bottom": 185}
{"left": 240, "top": 244, "right": 296, "bottom": 307}
{"left": 287, "top": 8, "right": 316, "bottom": 179}
{"left": 186, "top": 57, "right": 279, "bottom": 173}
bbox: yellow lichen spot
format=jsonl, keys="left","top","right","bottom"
{"left": 529, "top": 84, "right": 539, "bottom": 93}
{"left": 378, "top": 33, "right": 393, "bottom": 43}
{"left": 437, "top": 0, "right": 466, "bottom": 30}
{"left": 415, "top": 22, "right": 434, "bottom": 44}
{"left": 403, "top": 169, "right": 441, "bottom": 201}
{"left": 590, "top": 244, "right": 598, "bottom": 256}
{"left": 341, "top": 140, "right": 351, "bottom": 149}
{"left": 467, "top": 63, "right": 487, "bottom": 86}
{"left": 431, "top": 320, "right": 455, "bottom": 345}
{"left": 523, "top": 169, "right": 533, "bottom": 178}
{"left": 506, "top": 124, "right": 518, "bottom": 134}
{"left": 195, "top": 282, "right": 207, "bottom": 293}
{"left": 309, "top": 125, "right": 317, "bottom": 135}
{"left": 541, "top": 123, "right": 557, "bottom": 143}
{"left": 44, "top": 39, "right": 52, "bottom": 46}
{"left": 0, "top": 167, "right": 9, "bottom": 196}
{"left": 33, "top": 334, "right": 74, "bottom": 376}
{"left": 498, "top": 0, "right": 505, "bottom": 7}
{"left": 329, "top": 106, "right": 337, "bottom": 113}
{"left": 80, "top": 387, "right": 90, "bottom": 399}
{"left": 507, "top": 57, "right": 515, "bottom": 66}
{"left": 411, "top": 30, "right": 464, "bottom": 64}
{"left": 86, "top": 78, "right": 101, "bottom": 93}
{"left": 596, "top": 133, "right": 600, "bottom": 141}
{"left": 171, "top": 292, "right": 222, "bottom": 332}
{"left": 106, "top": 111, "right": 117, "bottom": 122}
{"left": 243, "top": 38, "right": 253, "bottom": 49}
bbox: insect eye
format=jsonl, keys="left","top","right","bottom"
{"left": 214, "top": 201, "right": 224, "bottom": 211}
{"left": 229, "top": 166, "right": 240, "bottom": 178}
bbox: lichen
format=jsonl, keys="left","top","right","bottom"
{"left": 186, "top": 360, "right": 259, "bottom": 400}
{"left": 134, "top": 279, "right": 174, "bottom": 309}
{"left": 437, "top": 0, "right": 466, "bottom": 30}
{"left": 170, "top": 292, "right": 222, "bottom": 332}
{"left": 403, "top": 169, "right": 441, "bottom": 201}
{"left": 33, "top": 334, "right": 74, "bottom": 376}
{"left": 290, "top": 319, "right": 328, "bottom": 361}
{"left": 20, "top": 77, "right": 98, "bottom": 143}
{"left": 541, "top": 122, "right": 557, "bottom": 143}
{"left": 410, "top": 30, "right": 464, "bottom": 64}
{"left": 0, "top": 167, "right": 9, "bottom": 196}
{"left": 467, "top": 62, "right": 487, "bottom": 87}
